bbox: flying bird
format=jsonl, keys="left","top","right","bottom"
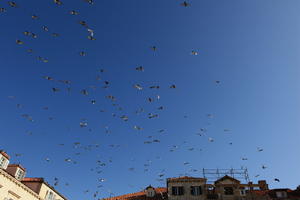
{"left": 54, "top": 0, "right": 63, "bottom": 5}
{"left": 135, "top": 66, "right": 144, "bottom": 71}
{"left": 150, "top": 46, "right": 157, "bottom": 51}
{"left": 31, "top": 15, "right": 39, "bottom": 20}
{"left": 70, "top": 10, "right": 79, "bottom": 15}
{"left": 16, "top": 40, "right": 24, "bottom": 45}
{"left": 181, "top": 1, "right": 190, "bottom": 7}
{"left": 191, "top": 50, "right": 198, "bottom": 55}
{"left": 8, "top": 1, "right": 18, "bottom": 7}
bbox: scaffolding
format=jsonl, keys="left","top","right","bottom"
{"left": 202, "top": 168, "right": 250, "bottom": 184}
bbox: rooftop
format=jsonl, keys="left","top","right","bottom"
{"left": 8, "top": 164, "right": 26, "bottom": 172}
{"left": 22, "top": 177, "right": 68, "bottom": 200}
{"left": 0, "top": 150, "right": 10, "bottom": 159}
{"left": 104, "top": 187, "right": 167, "bottom": 200}
{"left": 167, "top": 176, "right": 206, "bottom": 182}
{"left": 214, "top": 175, "right": 241, "bottom": 184}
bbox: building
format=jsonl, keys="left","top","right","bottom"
{"left": 104, "top": 186, "right": 167, "bottom": 200}
{"left": 0, "top": 150, "right": 68, "bottom": 200}
{"left": 103, "top": 175, "right": 300, "bottom": 200}
{"left": 251, "top": 188, "right": 300, "bottom": 200}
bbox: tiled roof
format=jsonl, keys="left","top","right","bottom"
{"left": 214, "top": 175, "right": 240, "bottom": 184}
{"left": 251, "top": 189, "right": 300, "bottom": 199}
{"left": 22, "top": 177, "right": 68, "bottom": 200}
{"left": 8, "top": 164, "right": 26, "bottom": 172}
{"left": 250, "top": 190, "right": 269, "bottom": 196}
{"left": 289, "top": 189, "right": 300, "bottom": 199}
{"left": 22, "top": 177, "right": 44, "bottom": 182}
{"left": 104, "top": 187, "right": 167, "bottom": 200}
{"left": 167, "top": 176, "right": 206, "bottom": 182}
{"left": 0, "top": 151, "right": 10, "bottom": 159}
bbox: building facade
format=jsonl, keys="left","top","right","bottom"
{"left": 0, "top": 150, "right": 67, "bottom": 200}
{"left": 104, "top": 175, "right": 300, "bottom": 200}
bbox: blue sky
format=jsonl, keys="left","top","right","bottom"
{"left": 1, "top": 0, "right": 300, "bottom": 199}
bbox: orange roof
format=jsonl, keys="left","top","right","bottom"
{"left": 104, "top": 187, "right": 167, "bottom": 200}
{"left": 22, "top": 177, "right": 68, "bottom": 200}
{"left": 0, "top": 151, "right": 10, "bottom": 159}
{"left": 167, "top": 176, "right": 206, "bottom": 182}
{"left": 250, "top": 190, "right": 269, "bottom": 196}
{"left": 22, "top": 177, "right": 44, "bottom": 182}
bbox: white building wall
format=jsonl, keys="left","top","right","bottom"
{"left": 0, "top": 169, "right": 41, "bottom": 200}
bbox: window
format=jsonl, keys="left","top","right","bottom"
{"left": 172, "top": 186, "right": 184, "bottom": 195}
{"left": 0, "top": 157, "right": 7, "bottom": 169}
{"left": 240, "top": 189, "right": 246, "bottom": 196}
{"left": 146, "top": 189, "right": 155, "bottom": 197}
{"left": 224, "top": 187, "right": 234, "bottom": 195}
{"left": 15, "top": 169, "right": 25, "bottom": 180}
{"left": 276, "top": 191, "right": 287, "bottom": 198}
{"left": 45, "top": 191, "right": 56, "bottom": 200}
{"left": 191, "top": 186, "right": 202, "bottom": 195}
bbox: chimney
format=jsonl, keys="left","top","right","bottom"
{"left": 0, "top": 150, "right": 10, "bottom": 169}
{"left": 6, "top": 164, "right": 26, "bottom": 181}
{"left": 258, "top": 180, "right": 268, "bottom": 191}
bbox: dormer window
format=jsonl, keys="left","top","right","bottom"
{"left": 0, "top": 156, "right": 8, "bottom": 169}
{"left": 6, "top": 164, "right": 26, "bottom": 180}
{"left": 146, "top": 190, "right": 155, "bottom": 197}
{"left": 145, "top": 186, "right": 156, "bottom": 197}
{"left": 15, "top": 168, "right": 25, "bottom": 180}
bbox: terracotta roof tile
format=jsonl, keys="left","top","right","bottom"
{"left": 22, "top": 177, "right": 44, "bottom": 182}
{"left": 167, "top": 176, "right": 206, "bottom": 182}
{"left": 104, "top": 187, "right": 167, "bottom": 200}
{"left": 250, "top": 190, "right": 269, "bottom": 196}
{"left": 22, "top": 177, "right": 68, "bottom": 200}
{"left": 0, "top": 151, "right": 10, "bottom": 159}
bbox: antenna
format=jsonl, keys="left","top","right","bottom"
{"left": 202, "top": 168, "right": 250, "bottom": 184}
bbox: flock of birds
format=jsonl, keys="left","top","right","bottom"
{"left": 1, "top": 0, "right": 281, "bottom": 199}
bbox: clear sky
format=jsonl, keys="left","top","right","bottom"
{"left": 1, "top": 0, "right": 300, "bottom": 199}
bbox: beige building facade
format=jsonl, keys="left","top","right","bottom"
{"left": 0, "top": 150, "right": 67, "bottom": 200}
{"left": 167, "top": 177, "right": 207, "bottom": 200}
{"left": 104, "top": 174, "right": 297, "bottom": 200}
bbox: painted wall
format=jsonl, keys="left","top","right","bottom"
{"left": 39, "top": 183, "right": 66, "bottom": 200}
{"left": 168, "top": 179, "right": 207, "bottom": 200}
{"left": 0, "top": 169, "right": 41, "bottom": 200}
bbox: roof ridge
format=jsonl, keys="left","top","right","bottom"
{"left": 103, "top": 187, "right": 167, "bottom": 200}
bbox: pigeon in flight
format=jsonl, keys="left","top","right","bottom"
{"left": 54, "top": 0, "right": 63, "bottom": 6}
{"left": 135, "top": 66, "right": 144, "bottom": 71}
{"left": 8, "top": 1, "right": 18, "bottom": 7}
{"left": 191, "top": 50, "right": 198, "bottom": 55}
{"left": 70, "top": 10, "right": 79, "bottom": 15}
{"left": 181, "top": 1, "right": 190, "bottom": 7}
